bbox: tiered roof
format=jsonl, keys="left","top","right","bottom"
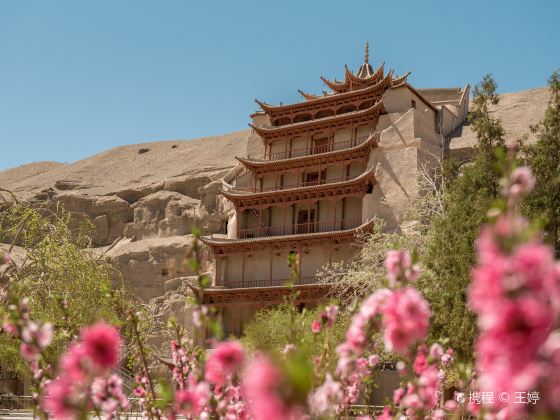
{"left": 256, "top": 71, "right": 393, "bottom": 118}
{"left": 250, "top": 100, "right": 384, "bottom": 140}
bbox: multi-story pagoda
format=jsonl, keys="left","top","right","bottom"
{"left": 197, "top": 44, "right": 470, "bottom": 337}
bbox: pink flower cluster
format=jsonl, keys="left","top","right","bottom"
{"left": 385, "top": 249, "right": 420, "bottom": 286}
{"left": 205, "top": 340, "right": 245, "bottom": 389}
{"left": 91, "top": 375, "right": 128, "bottom": 419}
{"left": 308, "top": 373, "right": 343, "bottom": 416}
{"left": 243, "top": 355, "right": 304, "bottom": 420}
{"left": 469, "top": 166, "right": 560, "bottom": 416}
{"left": 383, "top": 287, "right": 430, "bottom": 353}
{"left": 43, "top": 322, "right": 127, "bottom": 419}
{"left": 311, "top": 304, "right": 338, "bottom": 335}
{"left": 385, "top": 344, "right": 453, "bottom": 418}
{"left": 166, "top": 339, "right": 245, "bottom": 419}
{"left": 501, "top": 166, "right": 536, "bottom": 201}
{"left": 3, "top": 298, "right": 53, "bottom": 362}
{"left": 0, "top": 251, "right": 12, "bottom": 266}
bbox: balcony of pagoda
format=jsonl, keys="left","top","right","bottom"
{"left": 268, "top": 135, "right": 369, "bottom": 161}
{"left": 225, "top": 275, "right": 318, "bottom": 289}
{"left": 236, "top": 217, "right": 362, "bottom": 239}
{"left": 220, "top": 167, "right": 375, "bottom": 210}
{"left": 234, "top": 174, "right": 356, "bottom": 194}
{"left": 235, "top": 134, "right": 379, "bottom": 181}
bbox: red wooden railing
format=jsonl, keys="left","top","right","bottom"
{"left": 237, "top": 217, "right": 362, "bottom": 239}
{"left": 268, "top": 135, "right": 371, "bottom": 161}
{"left": 234, "top": 174, "right": 356, "bottom": 193}
{"left": 226, "top": 276, "right": 317, "bottom": 289}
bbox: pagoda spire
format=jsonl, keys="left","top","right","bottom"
{"left": 356, "top": 41, "right": 375, "bottom": 79}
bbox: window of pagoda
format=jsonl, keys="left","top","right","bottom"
{"left": 293, "top": 113, "right": 313, "bottom": 123}
{"left": 273, "top": 116, "right": 292, "bottom": 126}
{"left": 358, "top": 100, "right": 374, "bottom": 110}
{"left": 314, "top": 109, "right": 335, "bottom": 119}
{"left": 336, "top": 104, "right": 357, "bottom": 115}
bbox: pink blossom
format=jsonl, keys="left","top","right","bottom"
{"left": 20, "top": 342, "right": 39, "bottom": 361}
{"left": 243, "top": 355, "right": 302, "bottom": 420}
{"left": 345, "top": 313, "right": 367, "bottom": 352}
{"left": 382, "top": 287, "right": 430, "bottom": 353}
{"left": 133, "top": 387, "right": 145, "bottom": 397}
{"left": 205, "top": 341, "right": 244, "bottom": 387}
{"left": 311, "top": 320, "right": 321, "bottom": 334}
{"left": 44, "top": 378, "right": 75, "bottom": 419}
{"left": 417, "top": 367, "right": 439, "bottom": 409}
{"left": 323, "top": 305, "right": 339, "bottom": 327}
{"left": 81, "top": 322, "right": 121, "bottom": 369}
{"left": 413, "top": 352, "right": 428, "bottom": 375}
{"left": 282, "top": 343, "right": 296, "bottom": 356}
{"left": 308, "top": 374, "right": 342, "bottom": 416}
{"left": 393, "top": 387, "right": 405, "bottom": 405}
{"left": 60, "top": 343, "right": 90, "bottom": 380}
{"left": 176, "top": 389, "right": 202, "bottom": 417}
{"left": 385, "top": 250, "right": 419, "bottom": 285}
{"left": 0, "top": 252, "right": 11, "bottom": 265}
{"left": 503, "top": 166, "right": 535, "bottom": 199}
{"left": 429, "top": 343, "right": 444, "bottom": 361}
{"left": 21, "top": 321, "right": 38, "bottom": 343}
{"left": 359, "top": 288, "right": 391, "bottom": 319}
{"left": 376, "top": 406, "right": 392, "bottom": 420}
{"left": 433, "top": 408, "right": 446, "bottom": 420}
{"left": 385, "top": 250, "right": 411, "bottom": 276}
{"left": 91, "top": 374, "right": 128, "bottom": 416}
{"left": 22, "top": 322, "right": 53, "bottom": 349}
{"left": 368, "top": 354, "right": 378, "bottom": 368}
{"left": 444, "top": 399, "right": 458, "bottom": 410}
{"left": 37, "top": 322, "right": 53, "bottom": 349}
{"left": 3, "top": 320, "right": 18, "bottom": 337}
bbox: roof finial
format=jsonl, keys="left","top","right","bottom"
{"left": 364, "top": 41, "right": 369, "bottom": 64}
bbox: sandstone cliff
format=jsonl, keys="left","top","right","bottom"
{"left": 1, "top": 129, "right": 249, "bottom": 303}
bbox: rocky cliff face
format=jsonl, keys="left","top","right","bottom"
{"left": 0, "top": 129, "right": 249, "bottom": 304}
{"left": 0, "top": 87, "right": 550, "bottom": 319}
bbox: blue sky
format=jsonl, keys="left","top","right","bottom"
{"left": 1, "top": 0, "right": 559, "bottom": 170}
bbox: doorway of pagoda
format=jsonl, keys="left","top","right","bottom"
{"left": 304, "top": 170, "right": 326, "bottom": 187}
{"left": 297, "top": 208, "right": 316, "bottom": 234}
{"left": 312, "top": 136, "right": 329, "bottom": 154}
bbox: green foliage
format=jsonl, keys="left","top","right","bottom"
{"left": 0, "top": 196, "right": 130, "bottom": 376}
{"left": 419, "top": 75, "right": 505, "bottom": 360}
{"left": 241, "top": 304, "right": 348, "bottom": 371}
{"left": 524, "top": 70, "right": 560, "bottom": 254}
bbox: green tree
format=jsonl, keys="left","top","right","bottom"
{"left": 419, "top": 75, "right": 505, "bottom": 359}
{"left": 241, "top": 303, "right": 350, "bottom": 377}
{"left": 524, "top": 70, "right": 560, "bottom": 254}
{"left": 0, "top": 193, "right": 131, "bottom": 376}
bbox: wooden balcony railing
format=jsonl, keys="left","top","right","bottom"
{"left": 237, "top": 217, "right": 362, "bottom": 239}
{"left": 235, "top": 174, "right": 355, "bottom": 193}
{"left": 226, "top": 276, "right": 317, "bottom": 289}
{"left": 268, "top": 135, "right": 370, "bottom": 161}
